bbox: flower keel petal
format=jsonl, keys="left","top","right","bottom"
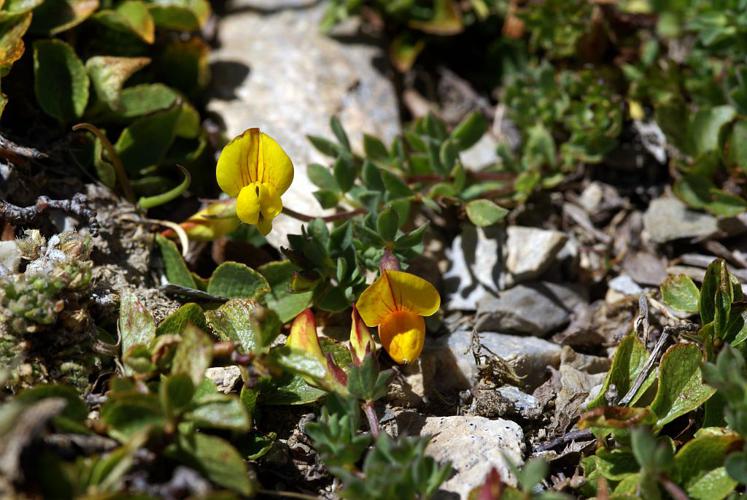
{"left": 378, "top": 310, "right": 425, "bottom": 364}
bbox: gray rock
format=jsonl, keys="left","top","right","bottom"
{"left": 205, "top": 366, "right": 242, "bottom": 394}
{"left": 0, "top": 241, "right": 21, "bottom": 275}
{"left": 496, "top": 385, "right": 542, "bottom": 419}
{"left": 443, "top": 225, "right": 503, "bottom": 310}
{"left": 419, "top": 416, "right": 524, "bottom": 498}
{"left": 608, "top": 274, "right": 643, "bottom": 296}
{"left": 422, "top": 329, "right": 562, "bottom": 392}
{"left": 643, "top": 197, "right": 718, "bottom": 243}
{"left": 475, "top": 282, "right": 586, "bottom": 337}
{"left": 208, "top": 2, "right": 400, "bottom": 248}
{"left": 505, "top": 226, "right": 567, "bottom": 284}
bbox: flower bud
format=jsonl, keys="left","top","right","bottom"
{"left": 349, "top": 306, "right": 375, "bottom": 365}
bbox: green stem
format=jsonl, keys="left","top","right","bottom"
{"left": 73, "top": 123, "right": 135, "bottom": 203}
{"left": 137, "top": 165, "right": 192, "bottom": 209}
{"left": 282, "top": 206, "right": 366, "bottom": 223}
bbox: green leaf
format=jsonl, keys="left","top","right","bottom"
{"left": 330, "top": 116, "right": 351, "bottom": 150}
{"left": 105, "top": 83, "right": 180, "bottom": 122}
{"left": 673, "top": 428, "right": 740, "bottom": 499}
{"left": 160, "top": 373, "right": 195, "bottom": 419}
{"left": 30, "top": 0, "right": 99, "bottom": 35}
{"left": 147, "top": 0, "right": 210, "bottom": 31}
{"left": 86, "top": 56, "right": 150, "bottom": 111}
{"left": 258, "top": 260, "right": 314, "bottom": 323}
{"left": 156, "top": 234, "right": 197, "bottom": 288}
{"left": 118, "top": 290, "right": 156, "bottom": 361}
{"left": 347, "top": 355, "right": 392, "bottom": 402}
{"left": 725, "top": 451, "right": 747, "bottom": 484}
{"left": 187, "top": 379, "right": 250, "bottom": 432}
{"left": 171, "top": 324, "right": 213, "bottom": 385}
{"left": 525, "top": 124, "right": 556, "bottom": 169}
{"left": 650, "top": 343, "right": 716, "bottom": 429}
{"left": 156, "top": 37, "right": 209, "bottom": 97}
{"left": 465, "top": 199, "right": 509, "bottom": 227}
{"left": 156, "top": 303, "right": 207, "bottom": 336}
{"left": 700, "top": 259, "right": 724, "bottom": 326}
{"left": 101, "top": 393, "right": 164, "bottom": 442}
{"left": 308, "top": 134, "right": 341, "bottom": 157}
{"left": 92, "top": 1, "right": 155, "bottom": 44}
{"left": 115, "top": 105, "right": 181, "bottom": 173}
{"left": 207, "top": 262, "right": 271, "bottom": 300}
{"left": 450, "top": 111, "right": 487, "bottom": 151}
{"left": 363, "top": 134, "right": 389, "bottom": 163}
{"left": 205, "top": 299, "right": 280, "bottom": 353}
{"left": 726, "top": 119, "right": 747, "bottom": 172}
{"left": 33, "top": 39, "right": 89, "bottom": 123}
{"left": 380, "top": 169, "right": 413, "bottom": 199}
{"left": 660, "top": 274, "right": 700, "bottom": 314}
{"left": 333, "top": 156, "right": 356, "bottom": 193}
{"left": 258, "top": 372, "right": 326, "bottom": 405}
{"left": 587, "top": 334, "right": 649, "bottom": 409}
{"left": 308, "top": 163, "right": 338, "bottom": 191}
{"left": 690, "top": 105, "right": 736, "bottom": 155}
{"left": 376, "top": 207, "right": 399, "bottom": 241}
{"left": 272, "top": 345, "right": 328, "bottom": 382}
{"left": 170, "top": 432, "right": 256, "bottom": 496}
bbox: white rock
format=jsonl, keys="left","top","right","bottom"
{"left": 460, "top": 133, "right": 498, "bottom": 169}
{"left": 0, "top": 241, "right": 21, "bottom": 275}
{"left": 505, "top": 226, "right": 567, "bottom": 284}
{"left": 443, "top": 225, "right": 503, "bottom": 310}
{"left": 420, "top": 415, "right": 524, "bottom": 498}
{"left": 608, "top": 274, "right": 643, "bottom": 296}
{"left": 205, "top": 366, "right": 242, "bottom": 394}
{"left": 643, "top": 197, "right": 718, "bottom": 244}
{"left": 208, "top": 3, "right": 400, "bottom": 247}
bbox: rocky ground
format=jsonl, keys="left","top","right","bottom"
{"left": 3, "top": 0, "right": 746, "bottom": 498}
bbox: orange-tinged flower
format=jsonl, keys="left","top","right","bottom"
{"left": 355, "top": 270, "right": 440, "bottom": 364}
{"left": 349, "top": 306, "right": 375, "bottom": 365}
{"left": 216, "top": 128, "right": 293, "bottom": 235}
{"left": 163, "top": 199, "right": 240, "bottom": 241}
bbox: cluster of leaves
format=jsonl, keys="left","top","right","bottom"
{"left": 306, "top": 391, "right": 451, "bottom": 500}
{"left": 322, "top": 0, "right": 747, "bottom": 215}
{"left": 298, "top": 114, "right": 508, "bottom": 310}
{"left": 0, "top": 0, "right": 213, "bottom": 207}
{"left": 321, "top": 0, "right": 509, "bottom": 71}
{"left": 570, "top": 259, "right": 746, "bottom": 498}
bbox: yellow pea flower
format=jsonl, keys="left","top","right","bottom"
{"left": 216, "top": 128, "right": 294, "bottom": 235}
{"left": 164, "top": 199, "right": 240, "bottom": 241}
{"left": 355, "top": 270, "right": 440, "bottom": 364}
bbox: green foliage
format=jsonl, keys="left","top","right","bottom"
{"left": 1, "top": 0, "right": 212, "bottom": 206}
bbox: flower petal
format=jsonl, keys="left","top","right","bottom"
{"left": 259, "top": 182, "right": 282, "bottom": 219}
{"left": 236, "top": 183, "right": 261, "bottom": 225}
{"left": 259, "top": 132, "right": 293, "bottom": 194}
{"left": 384, "top": 270, "right": 440, "bottom": 317}
{"left": 355, "top": 272, "right": 398, "bottom": 327}
{"left": 378, "top": 310, "right": 425, "bottom": 364}
{"left": 216, "top": 128, "right": 260, "bottom": 197}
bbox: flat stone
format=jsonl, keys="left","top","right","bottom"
{"left": 608, "top": 274, "right": 643, "bottom": 296}
{"left": 496, "top": 385, "right": 542, "bottom": 419}
{"left": 643, "top": 197, "right": 718, "bottom": 244}
{"left": 205, "top": 366, "right": 242, "bottom": 394}
{"left": 0, "top": 241, "right": 21, "bottom": 275}
{"left": 443, "top": 225, "right": 503, "bottom": 310}
{"left": 419, "top": 416, "right": 524, "bottom": 498}
{"left": 208, "top": 2, "right": 400, "bottom": 247}
{"left": 422, "top": 329, "right": 562, "bottom": 392}
{"left": 475, "top": 282, "right": 586, "bottom": 337}
{"left": 505, "top": 226, "right": 567, "bottom": 284}
{"left": 460, "top": 133, "right": 498, "bottom": 169}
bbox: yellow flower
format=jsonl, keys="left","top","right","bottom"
{"left": 168, "top": 199, "right": 240, "bottom": 241}
{"left": 355, "top": 270, "right": 440, "bottom": 364}
{"left": 216, "top": 128, "right": 293, "bottom": 235}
